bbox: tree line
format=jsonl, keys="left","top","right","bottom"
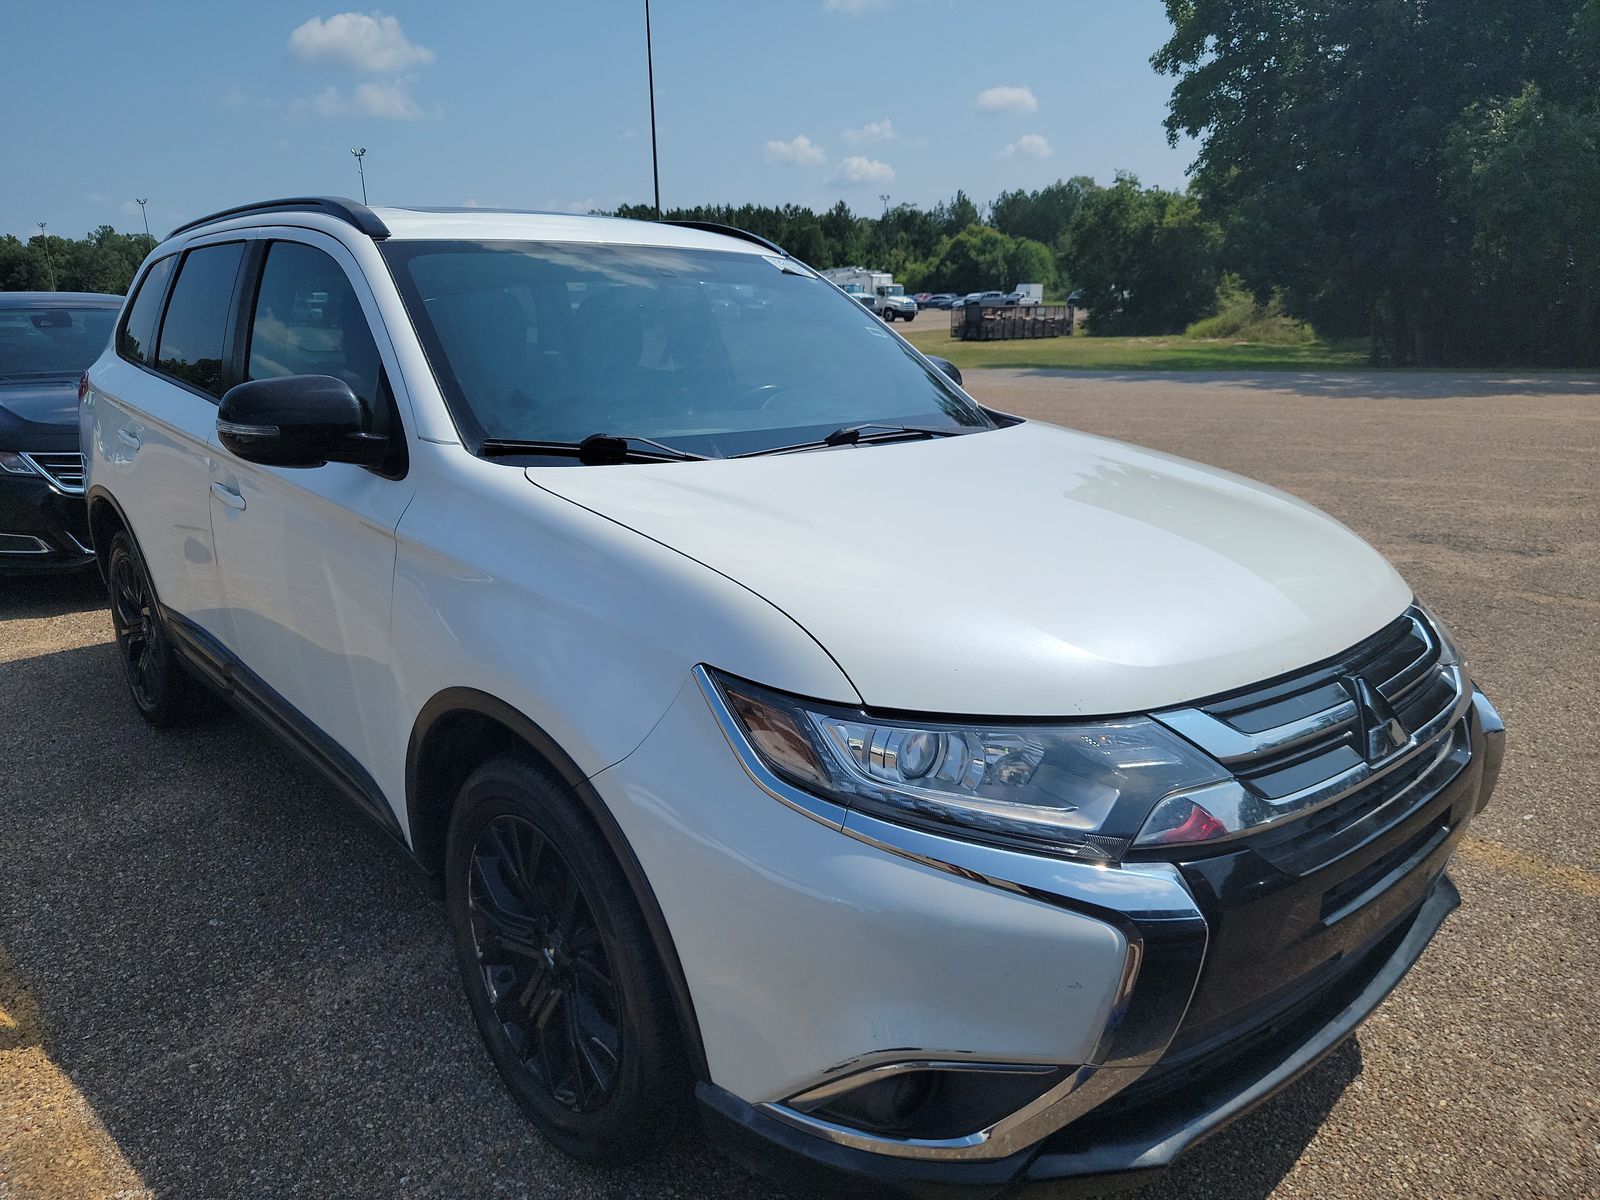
{"left": 0, "top": 227, "right": 157, "bottom": 296}
{"left": 8, "top": 1, "right": 1595, "bottom": 365}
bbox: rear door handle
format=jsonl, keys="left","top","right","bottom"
{"left": 209, "top": 481, "right": 246, "bottom": 511}
{"left": 117, "top": 428, "right": 140, "bottom": 449}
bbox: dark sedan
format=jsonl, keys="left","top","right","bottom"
{"left": 0, "top": 292, "right": 121, "bottom": 573}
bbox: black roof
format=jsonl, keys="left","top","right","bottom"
{"left": 167, "top": 196, "right": 390, "bottom": 240}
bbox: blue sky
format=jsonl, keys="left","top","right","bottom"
{"left": 2, "top": 1, "right": 1194, "bottom": 241}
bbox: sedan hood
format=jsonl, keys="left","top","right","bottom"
{"left": 0, "top": 378, "right": 80, "bottom": 448}
{"left": 527, "top": 422, "right": 1412, "bottom": 716}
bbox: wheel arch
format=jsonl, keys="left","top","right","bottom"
{"left": 86, "top": 484, "right": 132, "bottom": 586}
{"left": 406, "top": 687, "right": 710, "bottom": 1080}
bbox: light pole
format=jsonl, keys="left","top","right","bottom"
{"left": 36, "top": 222, "right": 55, "bottom": 291}
{"left": 879, "top": 193, "right": 891, "bottom": 217}
{"left": 645, "top": 0, "right": 661, "bottom": 218}
{"left": 350, "top": 147, "right": 368, "bottom": 204}
{"left": 135, "top": 198, "right": 150, "bottom": 238}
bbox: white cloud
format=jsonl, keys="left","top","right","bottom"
{"left": 842, "top": 118, "right": 895, "bottom": 145}
{"left": 293, "top": 79, "right": 423, "bottom": 120}
{"left": 355, "top": 79, "right": 422, "bottom": 119}
{"left": 976, "top": 85, "right": 1038, "bottom": 114}
{"left": 828, "top": 155, "right": 895, "bottom": 185}
{"left": 85, "top": 192, "right": 111, "bottom": 205}
{"left": 619, "top": 128, "right": 639, "bottom": 141}
{"left": 1000, "top": 133, "right": 1054, "bottom": 159}
{"left": 765, "top": 133, "right": 826, "bottom": 166}
{"left": 823, "top": 0, "right": 891, "bottom": 13}
{"left": 298, "top": 84, "right": 349, "bottom": 116}
{"left": 289, "top": 12, "right": 434, "bottom": 73}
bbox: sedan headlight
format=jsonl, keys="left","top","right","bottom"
{"left": 708, "top": 670, "right": 1229, "bottom": 862}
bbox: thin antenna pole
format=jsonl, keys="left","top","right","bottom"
{"left": 645, "top": 0, "right": 661, "bottom": 218}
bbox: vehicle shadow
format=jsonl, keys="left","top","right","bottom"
{"left": 0, "top": 635, "right": 1359, "bottom": 1200}
{"left": 1, "top": 566, "right": 104, "bottom": 622}
{"left": 0, "top": 639, "right": 766, "bottom": 1198}
{"left": 1128, "top": 1039, "right": 1363, "bottom": 1199}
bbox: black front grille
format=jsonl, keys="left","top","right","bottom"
{"left": 1155, "top": 607, "right": 1469, "bottom": 873}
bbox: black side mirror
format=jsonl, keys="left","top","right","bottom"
{"left": 927, "top": 356, "right": 963, "bottom": 387}
{"left": 217, "top": 375, "right": 386, "bottom": 469}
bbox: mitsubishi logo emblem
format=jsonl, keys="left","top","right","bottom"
{"left": 1343, "top": 675, "right": 1409, "bottom": 762}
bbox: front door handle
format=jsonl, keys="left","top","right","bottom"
{"left": 209, "top": 481, "right": 246, "bottom": 511}
{"left": 117, "top": 428, "right": 140, "bottom": 449}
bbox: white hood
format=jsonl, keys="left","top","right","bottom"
{"left": 527, "top": 421, "right": 1412, "bottom": 716}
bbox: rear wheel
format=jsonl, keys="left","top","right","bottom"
{"left": 106, "top": 530, "right": 208, "bottom": 727}
{"left": 445, "top": 752, "right": 683, "bottom": 1162}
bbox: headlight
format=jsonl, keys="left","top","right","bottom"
{"left": 0, "top": 451, "right": 39, "bottom": 476}
{"left": 708, "top": 670, "right": 1229, "bottom": 862}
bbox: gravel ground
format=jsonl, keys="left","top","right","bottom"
{"left": 2, "top": 369, "right": 1597, "bottom": 1199}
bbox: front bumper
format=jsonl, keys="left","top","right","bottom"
{"left": 0, "top": 470, "right": 93, "bottom": 574}
{"left": 699, "top": 872, "right": 1460, "bottom": 1198}
{"left": 602, "top": 671, "right": 1502, "bottom": 1197}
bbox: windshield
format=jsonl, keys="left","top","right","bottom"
{"left": 382, "top": 240, "right": 992, "bottom": 459}
{"left": 0, "top": 306, "right": 117, "bottom": 379}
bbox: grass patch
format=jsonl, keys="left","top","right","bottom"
{"left": 899, "top": 322, "right": 1368, "bottom": 372}
{"left": 1185, "top": 276, "right": 1314, "bottom": 344}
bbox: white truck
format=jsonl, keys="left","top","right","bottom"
{"left": 820, "top": 267, "right": 918, "bottom": 321}
{"left": 1004, "top": 282, "right": 1044, "bottom": 307}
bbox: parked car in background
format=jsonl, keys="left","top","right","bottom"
{"left": 1002, "top": 292, "right": 1042, "bottom": 307}
{"left": 955, "top": 290, "right": 1007, "bottom": 308}
{"left": 924, "top": 293, "right": 957, "bottom": 309}
{"left": 913, "top": 292, "right": 932, "bottom": 304}
{"left": 0, "top": 291, "right": 121, "bottom": 572}
{"left": 85, "top": 197, "right": 1504, "bottom": 1199}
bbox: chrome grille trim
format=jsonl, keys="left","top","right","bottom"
{"left": 19, "top": 451, "right": 86, "bottom": 495}
{"left": 1159, "top": 610, "right": 1441, "bottom": 768}
{"left": 1148, "top": 607, "right": 1469, "bottom": 850}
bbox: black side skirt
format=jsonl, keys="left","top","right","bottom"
{"left": 162, "top": 606, "right": 407, "bottom": 846}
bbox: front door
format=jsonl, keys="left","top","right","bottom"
{"left": 208, "top": 233, "right": 415, "bottom": 809}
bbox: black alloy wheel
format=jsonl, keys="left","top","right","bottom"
{"left": 105, "top": 530, "right": 207, "bottom": 727}
{"left": 445, "top": 752, "right": 683, "bottom": 1161}
{"left": 467, "top": 813, "right": 622, "bottom": 1112}
{"left": 110, "top": 546, "right": 160, "bottom": 710}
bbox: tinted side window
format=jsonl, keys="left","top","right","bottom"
{"left": 246, "top": 241, "right": 382, "bottom": 416}
{"left": 118, "top": 255, "right": 175, "bottom": 365}
{"left": 156, "top": 242, "right": 245, "bottom": 397}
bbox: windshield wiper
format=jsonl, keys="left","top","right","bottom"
{"left": 736, "top": 423, "right": 962, "bottom": 458}
{"left": 479, "top": 434, "right": 710, "bottom": 465}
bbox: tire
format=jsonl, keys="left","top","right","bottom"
{"left": 445, "top": 751, "right": 684, "bottom": 1162}
{"left": 905, "top": 313, "right": 916, "bottom": 322}
{"left": 105, "top": 530, "right": 209, "bottom": 728}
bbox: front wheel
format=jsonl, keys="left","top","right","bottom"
{"left": 445, "top": 752, "right": 684, "bottom": 1162}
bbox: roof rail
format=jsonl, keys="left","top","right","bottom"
{"left": 167, "top": 196, "right": 390, "bottom": 241}
{"left": 662, "top": 220, "right": 787, "bottom": 257}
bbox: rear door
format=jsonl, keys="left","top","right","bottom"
{"left": 207, "top": 231, "right": 415, "bottom": 804}
{"left": 89, "top": 238, "right": 248, "bottom": 634}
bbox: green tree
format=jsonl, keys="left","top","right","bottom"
{"left": 1154, "top": 0, "right": 1600, "bottom": 364}
{"left": 1060, "top": 175, "right": 1221, "bottom": 334}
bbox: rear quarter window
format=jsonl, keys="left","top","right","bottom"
{"left": 155, "top": 242, "right": 245, "bottom": 397}
{"left": 118, "top": 255, "right": 175, "bottom": 366}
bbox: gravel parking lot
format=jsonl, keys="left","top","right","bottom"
{"left": 2, "top": 370, "right": 1597, "bottom": 1199}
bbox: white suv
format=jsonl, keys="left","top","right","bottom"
{"left": 83, "top": 198, "right": 1505, "bottom": 1196}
